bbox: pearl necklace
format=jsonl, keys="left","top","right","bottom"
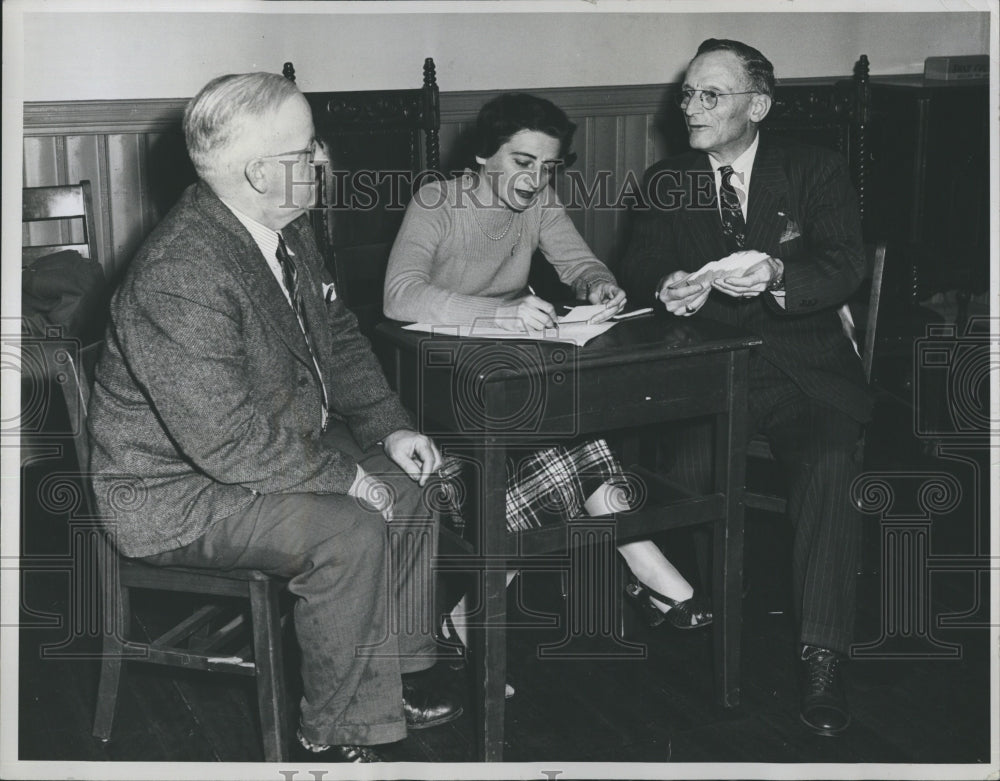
{"left": 473, "top": 206, "right": 515, "bottom": 240}
{"left": 473, "top": 207, "right": 524, "bottom": 256}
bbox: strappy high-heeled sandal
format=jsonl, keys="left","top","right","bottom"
{"left": 624, "top": 580, "right": 713, "bottom": 630}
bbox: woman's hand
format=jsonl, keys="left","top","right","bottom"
{"left": 494, "top": 295, "right": 557, "bottom": 331}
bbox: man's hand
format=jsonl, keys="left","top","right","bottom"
{"left": 495, "top": 295, "right": 557, "bottom": 331}
{"left": 383, "top": 429, "right": 442, "bottom": 486}
{"left": 585, "top": 281, "right": 627, "bottom": 320}
{"left": 713, "top": 257, "right": 783, "bottom": 299}
{"left": 654, "top": 270, "right": 711, "bottom": 316}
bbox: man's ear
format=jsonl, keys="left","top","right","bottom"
{"left": 245, "top": 158, "right": 269, "bottom": 194}
{"left": 749, "top": 93, "right": 772, "bottom": 124}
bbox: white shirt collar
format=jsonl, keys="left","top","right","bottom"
{"left": 709, "top": 132, "right": 760, "bottom": 216}
{"left": 219, "top": 198, "right": 292, "bottom": 304}
{"left": 220, "top": 199, "right": 284, "bottom": 260}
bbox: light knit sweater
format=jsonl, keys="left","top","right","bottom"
{"left": 384, "top": 174, "right": 618, "bottom": 324}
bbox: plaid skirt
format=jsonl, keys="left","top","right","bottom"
{"left": 437, "top": 438, "right": 627, "bottom": 534}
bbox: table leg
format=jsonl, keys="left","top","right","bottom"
{"left": 713, "top": 349, "right": 749, "bottom": 709}
{"left": 471, "top": 441, "right": 508, "bottom": 761}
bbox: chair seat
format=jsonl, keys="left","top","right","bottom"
{"left": 746, "top": 434, "right": 774, "bottom": 461}
{"left": 121, "top": 558, "right": 274, "bottom": 581}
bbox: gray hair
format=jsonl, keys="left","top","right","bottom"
{"left": 183, "top": 72, "right": 301, "bottom": 180}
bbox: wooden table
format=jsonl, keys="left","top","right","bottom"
{"left": 375, "top": 315, "right": 761, "bottom": 761}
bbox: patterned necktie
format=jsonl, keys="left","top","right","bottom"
{"left": 718, "top": 165, "right": 747, "bottom": 251}
{"left": 276, "top": 233, "right": 329, "bottom": 429}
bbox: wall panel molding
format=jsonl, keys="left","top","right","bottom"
{"left": 22, "top": 77, "right": 838, "bottom": 136}
{"left": 21, "top": 77, "right": 845, "bottom": 272}
{"left": 437, "top": 84, "right": 669, "bottom": 123}
{"left": 22, "top": 84, "right": 676, "bottom": 271}
{"left": 24, "top": 98, "right": 189, "bottom": 136}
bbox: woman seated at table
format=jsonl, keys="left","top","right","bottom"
{"left": 384, "top": 92, "right": 710, "bottom": 650}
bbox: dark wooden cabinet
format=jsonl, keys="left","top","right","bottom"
{"left": 869, "top": 76, "right": 990, "bottom": 307}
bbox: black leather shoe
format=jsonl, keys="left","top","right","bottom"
{"left": 625, "top": 581, "right": 713, "bottom": 630}
{"left": 799, "top": 645, "right": 850, "bottom": 736}
{"left": 295, "top": 730, "right": 383, "bottom": 762}
{"left": 402, "top": 672, "right": 463, "bottom": 729}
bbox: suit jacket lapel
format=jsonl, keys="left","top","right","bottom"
{"left": 683, "top": 153, "right": 728, "bottom": 265}
{"left": 282, "top": 222, "right": 336, "bottom": 375}
{"left": 195, "top": 185, "right": 314, "bottom": 367}
{"left": 746, "top": 136, "right": 790, "bottom": 255}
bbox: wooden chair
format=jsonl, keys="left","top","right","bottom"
{"left": 743, "top": 239, "right": 888, "bottom": 514}
{"left": 21, "top": 180, "right": 106, "bottom": 406}
{"left": 741, "top": 54, "right": 885, "bottom": 516}
{"left": 284, "top": 59, "right": 441, "bottom": 336}
{"left": 59, "top": 343, "right": 291, "bottom": 761}
{"left": 22, "top": 180, "right": 99, "bottom": 264}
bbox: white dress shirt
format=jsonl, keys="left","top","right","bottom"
{"left": 708, "top": 132, "right": 758, "bottom": 222}
{"left": 709, "top": 133, "right": 787, "bottom": 307}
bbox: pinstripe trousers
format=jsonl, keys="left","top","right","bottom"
{"left": 666, "top": 357, "right": 864, "bottom": 654}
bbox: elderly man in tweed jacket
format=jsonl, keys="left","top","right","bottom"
{"left": 88, "top": 72, "right": 459, "bottom": 763}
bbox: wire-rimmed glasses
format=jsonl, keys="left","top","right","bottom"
{"left": 257, "top": 138, "right": 321, "bottom": 165}
{"left": 676, "top": 88, "right": 760, "bottom": 110}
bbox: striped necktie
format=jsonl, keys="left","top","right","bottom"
{"left": 276, "top": 233, "right": 329, "bottom": 430}
{"left": 718, "top": 165, "right": 747, "bottom": 251}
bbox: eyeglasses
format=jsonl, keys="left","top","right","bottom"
{"left": 257, "top": 139, "right": 321, "bottom": 165}
{"left": 676, "top": 89, "right": 759, "bottom": 111}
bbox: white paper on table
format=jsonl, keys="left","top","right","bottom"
{"left": 683, "top": 250, "right": 771, "bottom": 288}
{"left": 557, "top": 303, "right": 618, "bottom": 324}
{"left": 401, "top": 319, "right": 616, "bottom": 347}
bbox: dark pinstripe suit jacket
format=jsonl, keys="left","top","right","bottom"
{"left": 620, "top": 132, "right": 873, "bottom": 425}
{"left": 89, "top": 182, "right": 413, "bottom": 557}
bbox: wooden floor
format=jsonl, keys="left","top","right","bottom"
{"left": 14, "top": 392, "right": 994, "bottom": 773}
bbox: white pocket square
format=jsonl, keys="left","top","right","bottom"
{"left": 322, "top": 282, "right": 337, "bottom": 302}
{"left": 778, "top": 212, "right": 801, "bottom": 244}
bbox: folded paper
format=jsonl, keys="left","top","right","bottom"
{"left": 683, "top": 250, "right": 771, "bottom": 288}
{"left": 401, "top": 319, "right": 616, "bottom": 347}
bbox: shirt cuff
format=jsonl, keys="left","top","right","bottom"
{"left": 348, "top": 464, "right": 366, "bottom": 498}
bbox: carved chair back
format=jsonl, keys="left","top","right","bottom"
{"left": 285, "top": 60, "right": 441, "bottom": 335}
{"left": 764, "top": 54, "right": 873, "bottom": 233}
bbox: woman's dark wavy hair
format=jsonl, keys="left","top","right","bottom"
{"left": 694, "top": 38, "right": 776, "bottom": 98}
{"left": 475, "top": 92, "right": 577, "bottom": 163}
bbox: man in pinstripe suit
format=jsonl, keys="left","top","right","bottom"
{"left": 620, "top": 39, "right": 872, "bottom": 737}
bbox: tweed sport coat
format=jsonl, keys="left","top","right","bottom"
{"left": 89, "top": 182, "right": 413, "bottom": 558}
{"left": 620, "top": 132, "right": 873, "bottom": 425}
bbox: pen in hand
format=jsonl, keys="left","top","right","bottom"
{"left": 612, "top": 307, "right": 654, "bottom": 321}
{"left": 524, "top": 284, "right": 557, "bottom": 329}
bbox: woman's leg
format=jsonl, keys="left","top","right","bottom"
{"left": 446, "top": 572, "right": 518, "bottom": 698}
{"left": 446, "top": 570, "right": 518, "bottom": 647}
{"left": 617, "top": 540, "right": 694, "bottom": 612}
{"left": 584, "top": 481, "right": 694, "bottom": 612}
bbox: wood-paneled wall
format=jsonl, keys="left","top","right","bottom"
{"left": 22, "top": 85, "right": 674, "bottom": 277}
{"left": 24, "top": 77, "right": 851, "bottom": 277}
